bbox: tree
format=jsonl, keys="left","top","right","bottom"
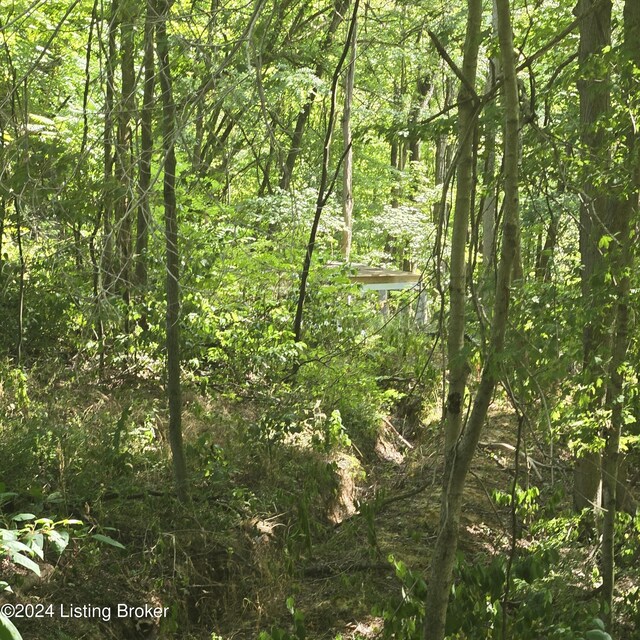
{"left": 156, "top": 0, "right": 188, "bottom": 503}
{"left": 600, "top": 0, "right": 638, "bottom": 622}
{"left": 423, "top": 0, "right": 483, "bottom": 634}
{"left": 424, "top": 0, "right": 521, "bottom": 636}
{"left": 480, "top": 0, "right": 501, "bottom": 268}
{"left": 292, "top": 0, "right": 360, "bottom": 344}
{"left": 113, "top": 0, "right": 138, "bottom": 323}
{"left": 340, "top": 8, "right": 356, "bottom": 262}
{"left": 443, "top": 0, "right": 483, "bottom": 456}
{"left": 572, "top": 0, "right": 612, "bottom": 515}
{"left": 135, "top": 0, "right": 156, "bottom": 293}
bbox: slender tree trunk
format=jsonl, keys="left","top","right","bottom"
{"left": 293, "top": 0, "right": 360, "bottom": 344}
{"left": 572, "top": 0, "right": 612, "bottom": 514}
{"left": 535, "top": 212, "right": 558, "bottom": 281}
{"left": 434, "top": 77, "right": 454, "bottom": 186}
{"left": 424, "top": 0, "right": 520, "bottom": 637}
{"left": 14, "top": 196, "right": 25, "bottom": 365}
{"left": 0, "top": 197, "right": 4, "bottom": 280}
{"left": 481, "top": 0, "right": 500, "bottom": 267}
{"left": 408, "top": 75, "right": 433, "bottom": 164}
{"left": 600, "top": 202, "right": 631, "bottom": 625}
{"left": 0, "top": 109, "right": 4, "bottom": 282}
{"left": 432, "top": 77, "right": 454, "bottom": 224}
{"left": 7, "top": 65, "right": 26, "bottom": 365}
{"left": 157, "top": 0, "right": 188, "bottom": 503}
{"left": 340, "top": 10, "right": 357, "bottom": 261}
{"left": 444, "top": 0, "right": 482, "bottom": 454}
{"left": 115, "top": 0, "right": 137, "bottom": 326}
{"left": 102, "top": 0, "right": 118, "bottom": 294}
{"left": 600, "top": 0, "right": 638, "bottom": 622}
{"left": 136, "top": 0, "right": 156, "bottom": 291}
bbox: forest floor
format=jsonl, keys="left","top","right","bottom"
{"left": 1, "top": 367, "right": 636, "bottom": 640}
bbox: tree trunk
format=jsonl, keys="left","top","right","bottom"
{"left": 102, "top": 0, "right": 118, "bottom": 295}
{"left": 424, "top": 0, "right": 519, "bottom": 636}
{"left": 572, "top": 0, "right": 612, "bottom": 514}
{"left": 535, "top": 212, "right": 558, "bottom": 282}
{"left": 135, "top": 0, "right": 156, "bottom": 291}
{"left": 481, "top": 0, "right": 500, "bottom": 268}
{"left": 115, "top": 0, "right": 137, "bottom": 324}
{"left": 14, "top": 196, "right": 25, "bottom": 365}
{"left": 408, "top": 75, "right": 433, "bottom": 164}
{"left": 600, "top": 201, "right": 631, "bottom": 625}
{"left": 432, "top": 77, "right": 454, "bottom": 224}
{"left": 157, "top": 0, "right": 188, "bottom": 503}
{"left": 434, "top": 77, "right": 454, "bottom": 186}
{"left": 444, "top": 0, "right": 482, "bottom": 454}
{"left": 600, "top": 0, "right": 638, "bottom": 622}
{"left": 293, "top": 0, "right": 360, "bottom": 344}
{"left": 340, "top": 10, "right": 357, "bottom": 261}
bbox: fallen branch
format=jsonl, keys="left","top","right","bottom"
{"left": 478, "top": 441, "right": 543, "bottom": 480}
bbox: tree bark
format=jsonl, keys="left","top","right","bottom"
{"left": 340, "top": 9, "right": 356, "bottom": 261}
{"left": 135, "top": 0, "right": 156, "bottom": 291}
{"left": 424, "top": 0, "right": 519, "bottom": 636}
{"left": 102, "top": 0, "right": 118, "bottom": 295}
{"left": 115, "top": 0, "right": 137, "bottom": 323}
{"left": 444, "top": 0, "right": 482, "bottom": 454}
{"left": 14, "top": 196, "right": 25, "bottom": 365}
{"left": 600, "top": 204, "right": 631, "bottom": 625}
{"left": 157, "top": 0, "right": 188, "bottom": 503}
{"left": 432, "top": 76, "right": 454, "bottom": 224}
{"left": 535, "top": 211, "right": 558, "bottom": 282}
{"left": 408, "top": 75, "right": 433, "bottom": 164}
{"left": 600, "top": 0, "right": 638, "bottom": 622}
{"left": 572, "top": 0, "right": 612, "bottom": 514}
{"left": 480, "top": 0, "right": 500, "bottom": 268}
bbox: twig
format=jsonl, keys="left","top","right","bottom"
{"left": 381, "top": 416, "right": 414, "bottom": 450}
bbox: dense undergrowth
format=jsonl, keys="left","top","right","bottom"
{"left": 0, "top": 188, "right": 631, "bottom": 639}
{"left": 0, "top": 192, "right": 638, "bottom": 640}
{"left": 1, "top": 323, "right": 639, "bottom": 639}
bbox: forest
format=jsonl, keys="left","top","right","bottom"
{"left": 0, "top": 0, "right": 639, "bottom": 638}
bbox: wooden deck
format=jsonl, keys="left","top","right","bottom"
{"left": 328, "top": 262, "right": 421, "bottom": 290}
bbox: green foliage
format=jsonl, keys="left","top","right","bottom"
{"left": 258, "top": 597, "right": 306, "bottom": 640}
{"left": 378, "top": 538, "right": 617, "bottom": 640}
{"left": 375, "top": 555, "right": 427, "bottom": 639}
{"left": 0, "top": 512, "right": 81, "bottom": 577}
{"left": 0, "top": 503, "right": 81, "bottom": 640}
{"left": 0, "top": 0, "right": 639, "bottom": 638}
{"left": 0, "top": 613, "right": 23, "bottom": 640}
{"left": 493, "top": 485, "right": 541, "bottom": 523}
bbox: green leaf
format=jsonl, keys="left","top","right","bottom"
{"left": 92, "top": 534, "right": 125, "bottom": 550}
{"left": 21, "top": 533, "right": 44, "bottom": 560}
{"left": 2, "top": 540, "right": 33, "bottom": 556}
{"left": 11, "top": 514, "right": 36, "bottom": 523}
{"left": 286, "top": 596, "right": 295, "bottom": 615}
{"left": 47, "top": 529, "right": 69, "bottom": 555}
{"left": 0, "top": 612, "right": 23, "bottom": 640}
{"left": 9, "top": 552, "right": 40, "bottom": 576}
{"left": 585, "top": 630, "right": 611, "bottom": 640}
{"left": 598, "top": 235, "right": 612, "bottom": 250}
{"left": 44, "top": 492, "right": 63, "bottom": 504}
